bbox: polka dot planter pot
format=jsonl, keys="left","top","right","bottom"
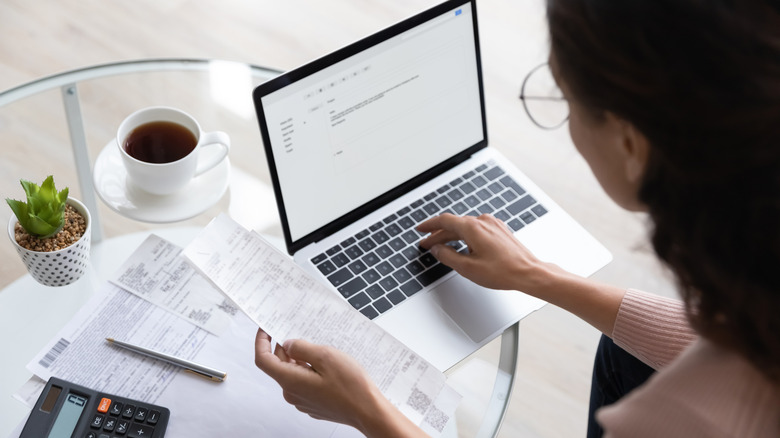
{"left": 7, "top": 198, "right": 91, "bottom": 287}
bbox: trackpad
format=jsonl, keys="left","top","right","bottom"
{"left": 432, "top": 275, "right": 546, "bottom": 342}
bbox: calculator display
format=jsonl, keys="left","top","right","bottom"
{"left": 47, "top": 393, "right": 88, "bottom": 438}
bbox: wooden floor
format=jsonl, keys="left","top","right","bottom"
{"left": 0, "top": 1, "right": 679, "bottom": 436}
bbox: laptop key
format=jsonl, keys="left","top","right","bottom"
{"left": 311, "top": 253, "right": 327, "bottom": 264}
{"left": 360, "top": 306, "right": 379, "bottom": 320}
{"left": 389, "top": 254, "right": 407, "bottom": 269}
{"left": 397, "top": 216, "right": 415, "bottom": 229}
{"left": 464, "top": 195, "right": 480, "bottom": 207}
{"left": 472, "top": 175, "right": 487, "bottom": 187}
{"left": 410, "top": 209, "right": 427, "bottom": 222}
{"left": 476, "top": 163, "right": 488, "bottom": 172}
{"left": 500, "top": 176, "right": 527, "bottom": 196}
{"left": 400, "top": 230, "right": 418, "bottom": 244}
{"left": 376, "top": 261, "right": 394, "bottom": 276}
{"left": 501, "top": 189, "right": 518, "bottom": 202}
{"left": 349, "top": 292, "right": 371, "bottom": 310}
{"left": 355, "top": 229, "right": 370, "bottom": 239}
{"left": 393, "top": 267, "right": 412, "bottom": 284}
{"left": 373, "top": 230, "right": 390, "bottom": 244}
{"left": 326, "top": 245, "right": 341, "bottom": 256}
{"left": 476, "top": 188, "right": 492, "bottom": 201}
{"left": 460, "top": 181, "right": 476, "bottom": 194}
{"left": 362, "top": 268, "right": 381, "bottom": 284}
{"left": 340, "top": 237, "right": 356, "bottom": 247}
{"left": 488, "top": 182, "right": 503, "bottom": 194}
{"left": 418, "top": 263, "right": 452, "bottom": 286}
{"left": 406, "top": 260, "right": 425, "bottom": 275}
{"left": 490, "top": 196, "right": 506, "bottom": 209}
{"left": 383, "top": 213, "right": 398, "bottom": 224}
{"left": 345, "top": 245, "right": 364, "bottom": 260}
{"left": 435, "top": 196, "right": 452, "bottom": 208}
{"left": 365, "top": 284, "right": 385, "bottom": 299}
{"left": 327, "top": 267, "right": 353, "bottom": 287}
{"left": 411, "top": 199, "right": 424, "bottom": 209}
{"left": 386, "top": 223, "right": 402, "bottom": 237}
{"left": 339, "top": 277, "right": 368, "bottom": 298}
{"left": 316, "top": 260, "right": 336, "bottom": 276}
{"left": 400, "top": 279, "right": 423, "bottom": 296}
{"left": 495, "top": 210, "right": 511, "bottom": 222}
{"left": 532, "top": 204, "right": 548, "bottom": 217}
{"left": 375, "top": 244, "right": 393, "bottom": 259}
{"left": 369, "top": 222, "right": 384, "bottom": 232}
{"left": 348, "top": 260, "right": 367, "bottom": 275}
{"left": 477, "top": 203, "right": 494, "bottom": 215}
{"left": 387, "top": 289, "right": 406, "bottom": 305}
{"left": 332, "top": 253, "right": 350, "bottom": 267}
{"left": 484, "top": 166, "right": 505, "bottom": 180}
{"left": 521, "top": 211, "right": 537, "bottom": 224}
{"left": 419, "top": 252, "right": 438, "bottom": 267}
{"left": 361, "top": 251, "right": 380, "bottom": 266}
{"left": 396, "top": 206, "right": 411, "bottom": 216}
{"left": 452, "top": 202, "right": 468, "bottom": 215}
{"left": 447, "top": 189, "right": 464, "bottom": 201}
{"left": 358, "top": 238, "right": 377, "bottom": 252}
{"left": 508, "top": 218, "right": 525, "bottom": 231}
{"left": 423, "top": 203, "right": 439, "bottom": 215}
{"left": 373, "top": 297, "right": 393, "bottom": 314}
{"left": 507, "top": 195, "right": 536, "bottom": 215}
{"left": 462, "top": 170, "right": 476, "bottom": 179}
{"left": 388, "top": 238, "right": 406, "bottom": 252}
{"left": 379, "top": 276, "right": 399, "bottom": 291}
{"left": 401, "top": 245, "right": 422, "bottom": 261}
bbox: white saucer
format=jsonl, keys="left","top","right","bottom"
{"left": 93, "top": 142, "right": 230, "bottom": 223}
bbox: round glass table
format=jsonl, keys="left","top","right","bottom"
{"left": 0, "top": 59, "right": 518, "bottom": 438}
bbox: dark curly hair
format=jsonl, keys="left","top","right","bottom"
{"left": 548, "top": 0, "right": 780, "bottom": 383}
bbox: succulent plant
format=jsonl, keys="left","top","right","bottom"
{"left": 6, "top": 176, "right": 69, "bottom": 239}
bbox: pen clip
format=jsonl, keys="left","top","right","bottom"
{"left": 184, "top": 368, "right": 226, "bottom": 383}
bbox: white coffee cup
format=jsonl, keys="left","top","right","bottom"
{"left": 117, "top": 106, "right": 230, "bottom": 195}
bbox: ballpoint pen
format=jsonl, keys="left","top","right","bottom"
{"left": 106, "top": 338, "right": 227, "bottom": 382}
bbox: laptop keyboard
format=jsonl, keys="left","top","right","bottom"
{"left": 310, "top": 160, "right": 548, "bottom": 320}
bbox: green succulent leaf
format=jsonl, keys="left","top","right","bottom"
{"left": 5, "top": 176, "right": 69, "bottom": 239}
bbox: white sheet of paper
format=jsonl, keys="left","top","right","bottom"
{"left": 181, "top": 214, "right": 461, "bottom": 435}
{"left": 110, "top": 234, "right": 237, "bottom": 335}
{"left": 18, "top": 280, "right": 356, "bottom": 438}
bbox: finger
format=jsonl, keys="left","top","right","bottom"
{"left": 283, "top": 339, "right": 331, "bottom": 371}
{"left": 417, "top": 213, "right": 470, "bottom": 236}
{"left": 273, "top": 341, "right": 293, "bottom": 363}
{"left": 418, "top": 229, "right": 461, "bottom": 249}
{"left": 429, "top": 243, "right": 470, "bottom": 271}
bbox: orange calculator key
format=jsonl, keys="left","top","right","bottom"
{"left": 98, "top": 397, "right": 112, "bottom": 413}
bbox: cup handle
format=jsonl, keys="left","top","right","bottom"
{"left": 195, "top": 131, "right": 231, "bottom": 177}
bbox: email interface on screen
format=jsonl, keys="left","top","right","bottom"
{"left": 262, "top": 4, "right": 483, "bottom": 242}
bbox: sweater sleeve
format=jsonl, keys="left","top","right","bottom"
{"left": 610, "top": 289, "right": 698, "bottom": 369}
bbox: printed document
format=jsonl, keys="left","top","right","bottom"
{"left": 182, "top": 214, "right": 460, "bottom": 435}
{"left": 110, "top": 235, "right": 237, "bottom": 335}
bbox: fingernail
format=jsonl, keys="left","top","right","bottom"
{"left": 283, "top": 340, "right": 293, "bottom": 350}
{"left": 430, "top": 244, "right": 440, "bottom": 257}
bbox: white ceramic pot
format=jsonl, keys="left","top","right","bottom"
{"left": 7, "top": 198, "right": 92, "bottom": 287}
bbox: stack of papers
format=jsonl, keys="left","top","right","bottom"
{"left": 14, "top": 214, "right": 460, "bottom": 437}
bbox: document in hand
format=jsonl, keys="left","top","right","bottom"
{"left": 182, "top": 214, "right": 461, "bottom": 435}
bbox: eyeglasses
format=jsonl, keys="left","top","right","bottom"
{"left": 519, "top": 63, "right": 569, "bottom": 130}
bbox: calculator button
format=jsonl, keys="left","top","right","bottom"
{"left": 103, "top": 417, "right": 116, "bottom": 432}
{"left": 109, "top": 401, "right": 123, "bottom": 416}
{"left": 97, "top": 397, "right": 112, "bottom": 413}
{"left": 128, "top": 423, "right": 155, "bottom": 438}
{"left": 90, "top": 414, "right": 104, "bottom": 428}
{"left": 122, "top": 405, "right": 136, "bottom": 419}
{"left": 85, "top": 433, "right": 97, "bottom": 438}
{"left": 115, "top": 420, "right": 129, "bottom": 435}
{"left": 98, "top": 434, "right": 110, "bottom": 438}
{"left": 147, "top": 410, "right": 160, "bottom": 425}
{"left": 134, "top": 407, "right": 147, "bottom": 422}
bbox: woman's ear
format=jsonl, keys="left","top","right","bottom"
{"left": 620, "top": 121, "right": 650, "bottom": 184}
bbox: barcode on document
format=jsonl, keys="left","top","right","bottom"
{"left": 38, "top": 338, "right": 70, "bottom": 368}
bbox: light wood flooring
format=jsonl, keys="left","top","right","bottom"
{"left": 0, "top": 1, "right": 679, "bottom": 436}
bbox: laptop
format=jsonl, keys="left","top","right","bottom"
{"left": 252, "top": 0, "right": 612, "bottom": 371}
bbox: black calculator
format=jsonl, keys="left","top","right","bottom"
{"left": 21, "top": 377, "right": 169, "bottom": 438}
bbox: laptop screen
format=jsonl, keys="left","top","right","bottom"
{"left": 255, "top": 0, "right": 485, "bottom": 250}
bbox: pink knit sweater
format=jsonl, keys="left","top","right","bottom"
{"left": 597, "top": 289, "right": 780, "bottom": 437}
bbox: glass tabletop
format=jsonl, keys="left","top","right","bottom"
{"left": 0, "top": 59, "right": 517, "bottom": 438}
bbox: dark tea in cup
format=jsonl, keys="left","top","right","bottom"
{"left": 124, "top": 121, "right": 198, "bottom": 164}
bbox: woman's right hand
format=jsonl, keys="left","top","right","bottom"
{"left": 417, "top": 213, "right": 563, "bottom": 294}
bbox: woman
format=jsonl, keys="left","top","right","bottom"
{"left": 255, "top": 0, "right": 780, "bottom": 436}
